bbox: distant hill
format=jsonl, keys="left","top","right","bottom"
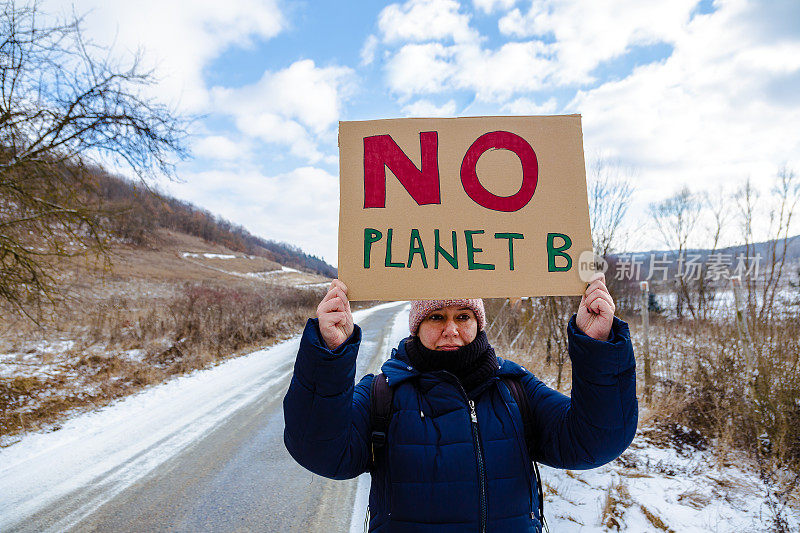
{"left": 616, "top": 234, "right": 800, "bottom": 266}
{"left": 606, "top": 234, "right": 800, "bottom": 288}
{"left": 627, "top": 235, "right": 800, "bottom": 264}
{"left": 93, "top": 168, "right": 337, "bottom": 278}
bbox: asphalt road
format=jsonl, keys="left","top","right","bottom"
{"left": 9, "top": 302, "right": 406, "bottom": 533}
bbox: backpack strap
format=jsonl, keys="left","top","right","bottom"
{"left": 501, "top": 376, "right": 547, "bottom": 532}
{"left": 369, "top": 372, "right": 393, "bottom": 468}
{"left": 501, "top": 376, "right": 535, "bottom": 447}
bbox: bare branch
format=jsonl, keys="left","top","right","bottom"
{"left": 587, "top": 154, "right": 637, "bottom": 257}
{"left": 0, "top": 1, "right": 187, "bottom": 317}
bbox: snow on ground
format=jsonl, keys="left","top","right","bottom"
{"left": 541, "top": 432, "right": 799, "bottom": 532}
{"left": 0, "top": 341, "right": 150, "bottom": 381}
{"left": 298, "top": 281, "right": 332, "bottom": 289}
{"left": 2, "top": 298, "right": 796, "bottom": 532}
{"left": 179, "top": 250, "right": 321, "bottom": 287}
{"left": 245, "top": 265, "right": 302, "bottom": 279}
{"left": 0, "top": 339, "right": 76, "bottom": 379}
{"left": 181, "top": 252, "right": 237, "bottom": 259}
{"left": 0, "top": 301, "right": 407, "bottom": 532}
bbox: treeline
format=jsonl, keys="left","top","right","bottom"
{"left": 93, "top": 167, "right": 337, "bottom": 278}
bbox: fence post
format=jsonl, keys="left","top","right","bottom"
{"left": 731, "top": 277, "right": 755, "bottom": 377}
{"left": 640, "top": 281, "right": 652, "bottom": 402}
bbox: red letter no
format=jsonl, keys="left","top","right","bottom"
{"left": 460, "top": 131, "right": 538, "bottom": 212}
{"left": 363, "top": 131, "right": 440, "bottom": 208}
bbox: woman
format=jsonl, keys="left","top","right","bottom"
{"left": 283, "top": 274, "right": 637, "bottom": 532}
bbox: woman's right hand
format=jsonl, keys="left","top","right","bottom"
{"left": 316, "top": 279, "right": 354, "bottom": 351}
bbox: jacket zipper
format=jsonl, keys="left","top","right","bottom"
{"left": 437, "top": 371, "right": 489, "bottom": 533}
{"left": 469, "top": 399, "right": 488, "bottom": 533}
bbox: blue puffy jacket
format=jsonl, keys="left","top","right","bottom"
{"left": 284, "top": 315, "right": 637, "bottom": 532}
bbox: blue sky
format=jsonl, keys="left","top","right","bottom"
{"left": 48, "top": 0, "right": 800, "bottom": 265}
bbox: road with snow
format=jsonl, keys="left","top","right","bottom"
{"left": 0, "top": 301, "right": 410, "bottom": 533}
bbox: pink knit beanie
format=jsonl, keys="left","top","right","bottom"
{"left": 408, "top": 299, "right": 486, "bottom": 335}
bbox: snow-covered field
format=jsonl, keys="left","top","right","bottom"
{"left": 1, "top": 299, "right": 796, "bottom": 532}
{"left": 541, "top": 431, "right": 799, "bottom": 531}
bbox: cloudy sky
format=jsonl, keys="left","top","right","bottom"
{"left": 46, "top": 0, "right": 800, "bottom": 265}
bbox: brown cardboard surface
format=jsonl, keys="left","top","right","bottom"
{"left": 338, "top": 115, "right": 592, "bottom": 301}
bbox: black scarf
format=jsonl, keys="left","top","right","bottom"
{"left": 406, "top": 331, "right": 498, "bottom": 393}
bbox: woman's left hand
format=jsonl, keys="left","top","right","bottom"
{"left": 576, "top": 273, "right": 615, "bottom": 341}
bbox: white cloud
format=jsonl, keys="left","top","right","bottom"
{"left": 235, "top": 113, "right": 324, "bottom": 162}
{"left": 378, "top": 0, "right": 479, "bottom": 44}
{"left": 55, "top": 0, "right": 285, "bottom": 112}
{"left": 568, "top": 0, "right": 800, "bottom": 245}
{"left": 386, "top": 41, "right": 555, "bottom": 101}
{"left": 377, "top": 1, "right": 562, "bottom": 102}
{"left": 377, "top": 0, "right": 697, "bottom": 100}
{"left": 501, "top": 97, "right": 558, "bottom": 114}
{"left": 498, "top": 0, "right": 697, "bottom": 84}
{"left": 212, "top": 60, "right": 354, "bottom": 163}
{"left": 168, "top": 166, "right": 340, "bottom": 264}
{"left": 361, "top": 34, "right": 379, "bottom": 66}
{"left": 402, "top": 99, "right": 458, "bottom": 117}
{"left": 386, "top": 43, "right": 457, "bottom": 96}
{"left": 378, "top": 1, "right": 698, "bottom": 101}
{"left": 193, "top": 135, "right": 248, "bottom": 161}
{"left": 473, "top": 0, "right": 517, "bottom": 14}
{"left": 452, "top": 41, "right": 555, "bottom": 100}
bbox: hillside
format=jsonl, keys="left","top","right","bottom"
{"left": 613, "top": 234, "right": 800, "bottom": 272}
{"left": 0, "top": 223, "right": 331, "bottom": 441}
{"left": 0, "top": 167, "right": 338, "bottom": 441}
{"left": 96, "top": 169, "right": 337, "bottom": 278}
{"left": 94, "top": 229, "right": 329, "bottom": 289}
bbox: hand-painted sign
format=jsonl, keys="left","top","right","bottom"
{"left": 338, "top": 115, "right": 592, "bottom": 300}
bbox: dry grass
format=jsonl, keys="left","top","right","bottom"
{"left": 676, "top": 489, "right": 711, "bottom": 509}
{"left": 185, "top": 255, "right": 281, "bottom": 274}
{"left": 565, "top": 469, "right": 592, "bottom": 485}
{"left": 484, "top": 297, "right": 575, "bottom": 394}
{"left": 630, "top": 315, "right": 800, "bottom": 473}
{"left": 0, "top": 280, "right": 323, "bottom": 439}
{"left": 0, "top": 229, "right": 329, "bottom": 441}
{"left": 46, "top": 229, "right": 325, "bottom": 289}
{"left": 599, "top": 479, "right": 630, "bottom": 530}
{"left": 485, "top": 297, "right": 800, "bottom": 474}
{"left": 639, "top": 504, "right": 674, "bottom": 532}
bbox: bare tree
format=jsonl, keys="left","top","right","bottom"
{"left": 695, "top": 190, "right": 733, "bottom": 319}
{"left": 649, "top": 186, "right": 702, "bottom": 319}
{"left": 587, "top": 155, "right": 636, "bottom": 258}
{"left": 0, "top": 2, "right": 187, "bottom": 318}
{"left": 734, "top": 178, "right": 759, "bottom": 313}
{"left": 762, "top": 166, "right": 800, "bottom": 321}
{"left": 541, "top": 295, "right": 574, "bottom": 391}
{"left": 733, "top": 169, "right": 800, "bottom": 322}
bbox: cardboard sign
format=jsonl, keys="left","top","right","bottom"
{"left": 338, "top": 115, "right": 592, "bottom": 301}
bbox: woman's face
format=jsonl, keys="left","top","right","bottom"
{"left": 418, "top": 305, "right": 478, "bottom": 351}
